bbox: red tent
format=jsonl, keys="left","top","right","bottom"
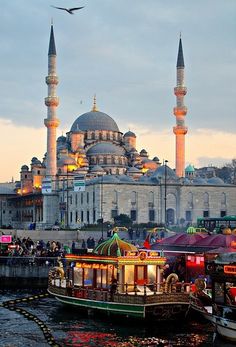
{"left": 193, "top": 234, "right": 236, "bottom": 248}
{"left": 155, "top": 232, "right": 208, "bottom": 247}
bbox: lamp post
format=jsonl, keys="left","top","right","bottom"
{"left": 164, "top": 160, "right": 168, "bottom": 227}
{"left": 100, "top": 175, "right": 104, "bottom": 239}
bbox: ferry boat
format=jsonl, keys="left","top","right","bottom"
{"left": 48, "top": 232, "right": 190, "bottom": 320}
{"left": 190, "top": 252, "right": 236, "bottom": 342}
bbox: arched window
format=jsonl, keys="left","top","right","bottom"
{"left": 131, "top": 191, "right": 136, "bottom": 203}
{"left": 149, "top": 191, "right": 154, "bottom": 204}
{"left": 187, "top": 192, "right": 193, "bottom": 204}
{"left": 113, "top": 190, "right": 118, "bottom": 204}
{"left": 221, "top": 192, "right": 226, "bottom": 204}
{"left": 204, "top": 192, "right": 209, "bottom": 204}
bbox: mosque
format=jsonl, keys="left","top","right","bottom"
{"left": 2, "top": 25, "right": 236, "bottom": 230}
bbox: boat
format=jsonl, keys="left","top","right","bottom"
{"left": 190, "top": 252, "right": 236, "bottom": 342}
{"left": 189, "top": 278, "right": 214, "bottom": 323}
{"left": 48, "top": 231, "right": 191, "bottom": 320}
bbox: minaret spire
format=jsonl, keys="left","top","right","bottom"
{"left": 173, "top": 36, "right": 188, "bottom": 177}
{"left": 44, "top": 23, "right": 60, "bottom": 177}
{"left": 92, "top": 94, "right": 98, "bottom": 112}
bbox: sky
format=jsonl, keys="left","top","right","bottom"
{"left": 0, "top": 0, "right": 235, "bottom": 182}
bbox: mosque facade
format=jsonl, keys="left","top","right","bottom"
{"left": 5, "top": 25, "right": 236, "bottom": 230}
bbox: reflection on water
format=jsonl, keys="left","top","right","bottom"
{"left": 0, "top": 291, "right": 234, "bottom": 347}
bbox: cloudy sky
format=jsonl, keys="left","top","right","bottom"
{"left": 0, "top": 0, "right": 235, "bottom": 181}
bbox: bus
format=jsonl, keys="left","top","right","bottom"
{"left": 197, "top": 215, "right": 236, "bottom": 233}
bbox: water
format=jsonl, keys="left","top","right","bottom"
{"left": 0, "top": 291, "right": 234, "bottom": 347}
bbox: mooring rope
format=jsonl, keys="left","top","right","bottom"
{"left": 0, "top": 292, "right": 61, "bottom": 347}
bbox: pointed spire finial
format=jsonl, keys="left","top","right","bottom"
{"left": 92, "top": 94, "right": 98, "bottom": 112}
{"left": 48, "top": 23, "right": 56, "bottom": 56}
{"left": 176, "top": 34, "right": 184, "bottom": 68}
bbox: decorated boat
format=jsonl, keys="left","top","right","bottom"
{"left": 48, "top": 232, "right": 190, "bottom": 320}
{"left": 190, "top": 252, "right": 236, "bottom": 342}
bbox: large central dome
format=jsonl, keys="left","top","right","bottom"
{"left": 71, "top": 110, "right": 120, "bottom": 132}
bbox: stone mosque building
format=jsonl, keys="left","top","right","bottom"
{"left": 3, "top": 25, "right": 236, "bottom": 230}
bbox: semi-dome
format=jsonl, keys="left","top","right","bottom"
{"left": 71, "top": 110, "right": 119, "bottom": 132}
{"left": 93, "top": 231, "right": 137, "bottom": 256}
{"left": 87, "top": 142, "right": 125, "bottom": 156}
{"left": 57, "top": 156, "right": 76, "bottom": 166}
{"left": 207, "top": 177, "right": 225, "bottom": 185}
{"left": 124, "top": 130, "right": 136, "bottom": 138}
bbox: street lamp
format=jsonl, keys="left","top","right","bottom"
{"left": 100, "top": 175, "right": 104, "bottom": 239}
{"left": 164, "top": 160, "right": 168, "bottom": 227}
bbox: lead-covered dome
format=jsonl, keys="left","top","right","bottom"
{"left": 71, "top": 110, "right": 120, "bottom": 132}
{"left": 87, "top": 142, "right": 125, "bottom": 155}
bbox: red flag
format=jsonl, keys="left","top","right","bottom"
{"left": 143, "top": 235, "right": 151, "bottom": 249}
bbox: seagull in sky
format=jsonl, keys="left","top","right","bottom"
{"left": 51, "top": 6, "right": 84, "bottom": 14}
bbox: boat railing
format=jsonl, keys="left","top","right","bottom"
{"left": 117, "top": 281, "right": 191, "bottom": 296}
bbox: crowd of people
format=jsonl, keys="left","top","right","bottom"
{"left": 0, "top": 236, "right": 65, "bottom": 258}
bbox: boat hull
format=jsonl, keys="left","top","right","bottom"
{"left": 48, "top": 287, "right": 189, "bottom": 320}
{"left": 215, "top": 316, "right": 236, "bottom": 342}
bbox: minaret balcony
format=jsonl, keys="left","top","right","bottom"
{"left": 44, "top": 118, "right": 60, "bottom": 128}
{"left": 173, "top": 106, "right": 187, "bottom": 116}
{"left": 45, "top": 96, "right": 59, "bottom": 107}
{"left": 173, "top": 106, "right": 188, "bottom": 117}
{"left": 174, "top": 87, "right": 187, "bottom": 96}
{"left": 173, "top": 125, "right": 188, "bottom": 135}
{"left": 46, "top": 76, "right": 59, "bottom": 85}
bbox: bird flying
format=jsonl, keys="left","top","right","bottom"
{"left": 51, "top": 6, "right": 84, "bottom": 14}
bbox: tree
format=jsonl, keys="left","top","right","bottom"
{"left": 113, "top": 214, "right": 132, "bottom": 227}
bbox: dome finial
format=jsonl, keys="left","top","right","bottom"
{"left": 92, "top": 94, "right": 98, "bottom": 112}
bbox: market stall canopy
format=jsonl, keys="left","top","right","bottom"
{"left": 93, "top": 231, "right": 137, "bottom": 257}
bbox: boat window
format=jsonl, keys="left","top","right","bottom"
{"left": 96, "top": 269, "right": 102, "bottom": 288}
{"left": 84, "top": 268, "right": 93, "bottom": 287}
{"left": 148, "top": 265, "right": 156, "bottom": 285}
{"left": 74, "top": 268, "right": 83, "bottom": 286}
{"left": 124, "top": 265, "right": 135, "bottom": 292}
{"left": 102, "top": 271, "right": 107, "bottom": 289}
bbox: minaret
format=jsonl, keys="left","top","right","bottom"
{"left": 43, "top": 23, "right": 60, "bottom": 227}
{"left": 173, "top": 35, "right": 188, "bottom": 177}
{"left": 44, "top": 24, "right": 60, "bottom": 177}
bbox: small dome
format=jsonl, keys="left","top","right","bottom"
{"left": 140, "top": 149, "right": 147, "bottom": 154}
{"left": 71, "top": 110, "right": 119, "bottom": 132}
{"left": 31, "top": 157, "right": 41, "bottom": 165}
{"left": 207, "top": 177, "right": 225, "bottom": 185}
{"left": 87, "top": 143, "right": 125, "bottom": 156}
{"left": 151, "top": 165, "right": 177, "bottom": 181}
{"left": 90, "top": 165, "right": 105, "bottom": 173}
{"left": 21, "top": 165, "right": 29, "bottom": 171}
{"left": 192, "top": 177, "right": 207, "bottom": 185}
{"left": 99, "top": 175, "right": 120, "bottom": 184}
{"left": 57, "top": 135, "right": 66, "bottom": 143}
{"left": 93, "top": 232, "right": 137, "bottom": 256}
{"left": 185, "top": 164, "right": 195, "bottom": 173}
{"left": 124, "top": 131, "right": 136, "bottom": 138}
{"left": 117, "top": 174, "right": 135, "bottom": 183}
{"left": 152, "top": 157, "right": 160, "bottom": 162}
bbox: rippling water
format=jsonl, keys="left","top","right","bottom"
{"left": 0, "top": 291, "right": 234, "bottom": 347}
